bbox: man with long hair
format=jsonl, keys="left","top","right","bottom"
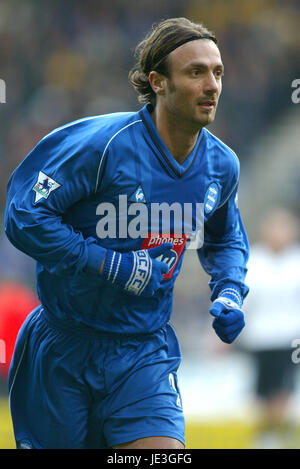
{"left": 5, "top": 18, "right": 249, "bottom": 449}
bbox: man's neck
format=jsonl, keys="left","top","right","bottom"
{"left": 150, "top": 105, "right": 200, "bottom": 165}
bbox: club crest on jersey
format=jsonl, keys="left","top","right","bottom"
{"left": 204, "top": 182, "right": 220, "bottom": 215}
{"left": 129, "top": 185, "right": 147, "bottom": 203}
{"left": 33, "top": 171, "right": 61, "bottom": 202}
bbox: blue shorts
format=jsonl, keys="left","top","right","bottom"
{"left": 8, "top": 306, "right": 185, "bottom": 449}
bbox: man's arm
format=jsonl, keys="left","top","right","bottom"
{"left": 4, "top": 123, "right": 171, "bottom": 297}
{"left": 198, "top": 184, "right": 249, "bottom": 303}
{"left": 197, "top": 185, "right": 250, "bottom": 343}
{"left": 4, "top": 124, "right": 106, "bottom": 278}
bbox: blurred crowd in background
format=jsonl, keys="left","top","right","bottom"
{"left": 0, "top": 0, "right": 300, "bottom": 448}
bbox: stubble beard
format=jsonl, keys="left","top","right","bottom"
{"left": 166, "top": 84, "right": 217, "bottom": 131}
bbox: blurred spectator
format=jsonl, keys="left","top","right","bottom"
{"left": 237, "top": 208, "right": 300, "bottom": 448}
{"left": 0, "top": 281, "right": 39, "bottom": 392}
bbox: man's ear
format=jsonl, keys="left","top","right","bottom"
{"left": 148, "top": 71, "right": 166, "bottom": 97}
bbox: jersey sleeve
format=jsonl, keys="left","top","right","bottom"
{"left": 197, "top": 183, "right": 250, "bottom": 304}
{"left": 4, "top": 123, "right": 106, "bottom": 277}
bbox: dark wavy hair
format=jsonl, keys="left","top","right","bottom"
{"left": 128, "top": 17, "right": 217, "bottom": 107}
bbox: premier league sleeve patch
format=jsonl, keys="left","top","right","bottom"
{"left": 32, "top": 171, "right": 61, "bottom": 203}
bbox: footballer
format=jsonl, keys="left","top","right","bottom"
{"left": 5, "top": 18, "right": 249, "bottom": 449}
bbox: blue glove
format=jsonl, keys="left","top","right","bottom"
{"left": 102, "top": 243, "right": 173, "bottom": 297}
{"left": 210, "top": 289, "right": 245, "bottom": 344}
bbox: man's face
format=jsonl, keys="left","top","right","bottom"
{"left": 161, "top": 39, "right": 223, "bottom": 128}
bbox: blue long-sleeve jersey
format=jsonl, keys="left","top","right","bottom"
{"left": 5, "top": 104, "right": 249, "bottom": 334}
